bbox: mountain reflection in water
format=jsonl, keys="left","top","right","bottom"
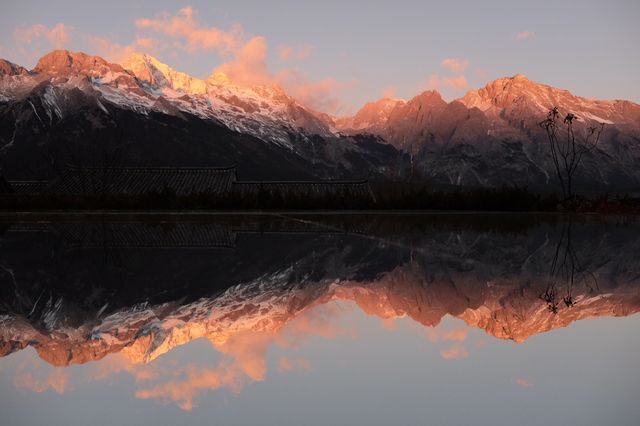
{"left": 1, "top": 214, "right": 639, "bottom": 425}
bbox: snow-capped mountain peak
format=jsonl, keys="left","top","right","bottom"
{"left": 34, "top": 50, "right": 128, "bottom": 79}
{"left": 122, "top": 53, "right": 207, "bottom": 94}
{"left": 459, "top": 73, "right": 640, "bottom": 125}
{"left": 207, "top": 70, "right": 232, "bottom": 86}
{"left": 334, "top": 97, "right": 406, "bottom": 132}
{"left": 2, "top": 50, "right": 640, "bottom": 189}
{"left": 0, "top": 59, "right": 28, "bottom": 77}
{"left": 0, "top": 50, "right": 334, "bottom": 147}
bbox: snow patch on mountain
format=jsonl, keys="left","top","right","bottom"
{"left": 118, "top": 53, "right": 332, "bottom": 147}
{"left": 0, "top": 50, "right": 332, "bottom": 149}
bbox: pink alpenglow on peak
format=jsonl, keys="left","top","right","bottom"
{"left": 121, "top": 53, "right": 207, "bottom": 94}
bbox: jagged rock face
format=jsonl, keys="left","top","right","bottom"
{"left": 1, "top": 50, "right": 334, "bottom": 147}
{"left": 334, "top": 98, "right": 405, "bottom": 132}
{"left": 1, "top": 216, "right": 639, "bottom": 366}
{"left": 382, "top": 91, "right": 448, "bottom": 149}
{"left": 331, "top": 75, "right": 640, "bottom": 189}
{"left": 33, "top": 50, "right": 129, "bottom": 79}
{"left": 0, "top": 92, "right": 398, "bottom": 180}
{"left": 0, "top": 50, "right": 399, "bottom": 180}
{"left": 460, "top": 74, "right": 640, "bottom": 126}
{"left": 384, "top": 97, "right": 491, "bottom": 150}
{"left": 119, "top": 51, "right": 333, "bottom": 144}
{"left": 0, "top": 59, "right": 29, "bottom": 77}
{"left": 122, "top": 53, "right": 207, "bottom": 94}
{"left": 1, "top": 49, "right": 640, "bottom": 189}
{"left": 339, "top": 75, "right": 640, "bottom": 145}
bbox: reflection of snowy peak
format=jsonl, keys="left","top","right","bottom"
{"left": 2, "top": 219, "right": 639, "bottom": 366}
{"left": 3, "top": 263, "right": 639, "bottom": 367}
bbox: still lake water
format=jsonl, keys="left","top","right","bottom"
{"left": 0, "top": 213, "right": 639, "bottom": 426}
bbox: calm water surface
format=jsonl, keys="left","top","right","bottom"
{"left": 0, "top": 214, "right": 639, "bottom": 426}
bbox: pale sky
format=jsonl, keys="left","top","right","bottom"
{"left": 2, "top": 306, "right": 639, "bottom": 425}
{"left": 1, "top": 0, "right": 639, "bottom": 114}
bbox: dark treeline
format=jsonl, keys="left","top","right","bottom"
{"left": 1, "top": 183, "right": 639, "bottom": 213}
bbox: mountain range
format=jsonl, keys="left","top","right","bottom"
{"left": 1, "top": 50, "right": 640, "bottom": 189}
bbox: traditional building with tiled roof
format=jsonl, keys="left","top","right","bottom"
{"left": 45, "top": 165, "right": 238, "bottom": 196}
{"left": 4, "top": 165, "right": 375, "bottom": 202}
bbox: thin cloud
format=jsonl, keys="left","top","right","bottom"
{"left": 440, "top": 58, "right": 469, "bottom": 73}
{"left": 475, "top": 68, "right": 489, "bottom": 80}
{"left": 14, "top": 23, "right": 71, "bottom": 48}
{"left": 424, "top": 74, "right": 441, "bottom": 90}
{"left": 423, "top": 74, "right": 468, "bottom": 91}
{"left": 441, "top": 328, "right": 468, "bottom": 341}
{"left": 135, "top": 6, "right": 351, "bottom": 113}
{"left": 89, "top": 36, "right": 160, "bottom": 63}
{"left": 135, "top": 363, "right": 246, "bottom": 411}
{"left": 427, "top": 327, "right": 468, "bottom": 343}
{"left": 278, "top": 44, "right": 313, "bottom": 61}
{"left": 213, "top": 36, "right": 272, "bottom": 87}
{"left": 135, "top": 303, "right": 351, "bottom": 410}
{"left": 440, "top": 344, "right": 469, "bottom": 360}
{"left": 12, "top": 23, "right": 72, "bottom": 64}
{"left": 277, "top": 69, "right": 357, "bottom": 115}
{"left": 14, "top": 368, "right": 70, "bottom": 394}
{"left": 381, "top": 86, "right": 398, "bottom": 99}
{"left": 135, "top": 6, "right": 242, "bottom": 54}
{"left": 442, "top": 75, "right": 468, "bottom": 89}
{"left": 8, "top": 6, "right": 355, "bottom": 114}
{"left": 428, "top": 326, "right": 471, "bottom": 359}
{"left": 515, "top": 31, "right": 536, "bottom": 41}
{"left": 278, "top": 356, "right": 312, "bottom": 372}
{"left": 214, "top": 36, "right": 353, "bottom": 114}
{"left": 213, "top": 35, "right": 354, "bottom": 114}
{"left": 515, "top": 378, "right": 534, "bottom": 387}
{"left": 380, "top": 316, "right": 397, "bottom": 330}
{"left": 87, "top": 353, "right": 159, "bottom": 383}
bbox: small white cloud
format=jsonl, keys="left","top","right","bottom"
{"left": 381, "top": 86, "right": 397, "bottom": 99}
{"left": 440, "top": 58, "right": 469, "bottom": 73}
{"left": 440, "top": 344, "right": 469, "bottom": 360}
{"left": 278, "top": 44, "right": 313, "bottom": 61}
{"left": 11, "top": 23, "right": 72, "bottom": 64}
{"left": 14, "top": 23, "right": 71, "bottom": 49}
{"left": 515, "top": 31, "right": 536, "bottom": 41}
{"left": 423, "top": 74, "right": 468, "bottom": 91}
{"left": 515, "top": 377, "right": 534, "bottom": 387}
{"left": 443, "top": 75, "right": 468, "bottom": 89}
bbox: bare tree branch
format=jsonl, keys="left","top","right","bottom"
{"left": 539, "top": 107, "right": 605, "bottom": 200}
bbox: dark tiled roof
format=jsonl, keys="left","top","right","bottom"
{"left": 54, "top": 223, "right": 236, "bottom": 249}
{"left": 48, "top": 166, "right": 237, "bottom": 196}
{"left": 6, "top": 181, "right": 51, "bottom": 194}
{"left": 234, "top": 180, "right": 375, "bottom": 200}
{"left": 0, "top": 176, "right": 13, "bottom": 193}
{"left": 232, "top": 219, "right": 371, "bottom": 235}
{"left": 4, "top": 167, "right": 376, "bottom": 202}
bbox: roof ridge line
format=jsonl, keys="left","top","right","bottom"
{"left": 64, "top": 164, "right": 237, "bottom": 172}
